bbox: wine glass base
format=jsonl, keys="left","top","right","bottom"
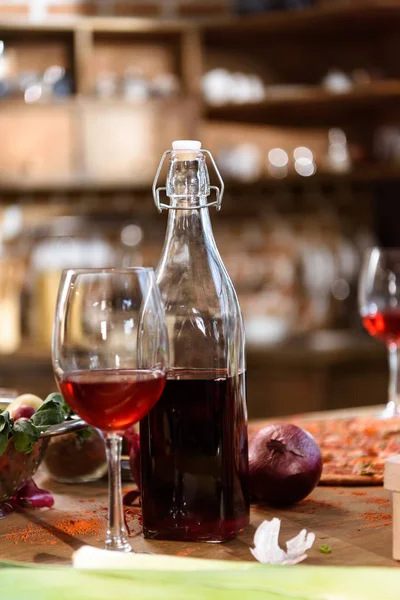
{"left": 104, "top": 540, "right": 132, "bottom": 553}
{"left": 380, "top": 401, "right": 400, "bottom": 420}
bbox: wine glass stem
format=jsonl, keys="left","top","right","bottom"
{"left": 104, "top": 432, "right": 131, "bottom": 552}
{"left": 387, "top": 344, "right": 400, "bottom": 417}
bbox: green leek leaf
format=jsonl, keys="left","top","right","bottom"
{"left": 1, "top": 556, "right": 400, "bottom": 600}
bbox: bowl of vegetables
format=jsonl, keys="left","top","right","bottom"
{"left": 0, "top": 393, "right": 86, "bottom": 503}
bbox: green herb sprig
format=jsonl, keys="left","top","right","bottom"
{"left": 0, "top": 393, "right": 70, "bottom": 456}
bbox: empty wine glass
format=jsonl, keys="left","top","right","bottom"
{"left": 52, "top": 268, "right": 168, "bottom": 551}
{"left": 359, "top": 248, "right": 400, "bottom": 418}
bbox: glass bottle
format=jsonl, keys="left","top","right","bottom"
{"left": 140, "top": 140, "right": 249, "bottom": 542}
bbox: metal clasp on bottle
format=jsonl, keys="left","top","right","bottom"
{"left": 152, "top": 149, "right": 225, "bottom": 213}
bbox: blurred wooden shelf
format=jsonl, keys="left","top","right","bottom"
{"left": 13, "top": 84, "right": 394, "bottom": 131}
{"left": 0, "top": 96, "right": 187, "bottom": 109}
{"left": 0, "top": 333, "right": 387, "bottom": 415}
{"left": 0, "top": 331, "right": 384, "bottom": 367}
{"left": 225, "top": 165, "right": 400, "bottom": 189}
{"left": 1, "top": 164, "right": 400, "bottom": 196}
{"left": 247, "top": 330, "right": 386, "bottom": 367}
{"left": 202, "top": 1, "right": 400, "bottom": 37}
{"left": 0, "top": 16, "right": 191, "bottom": 34}
{"left": 89, "top": 16, "right": 190, "bottom": 34}
{"left": 0, "top": 18, "right": 77, "bottom": 33}
{"left": 1, "top": 2, "right": 399, "bottom": 36}
{"left": 0, "top": 7, "right": 400, "bottom": 195}
{"left": 0, "top": 179, "right": 151, "bottom": 195}
{"left": 205, "top": 81, "right": 400, "bottom": 127}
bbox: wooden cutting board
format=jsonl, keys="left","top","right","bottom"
{"left": 0, "top": 468, "right": 396, "bottom": 567}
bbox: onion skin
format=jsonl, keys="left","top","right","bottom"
{"left": 16, "top": 479, "right": 54, "bottom": 509}
{"left": 249, "top": 423, "right": 323, "bottom": 507}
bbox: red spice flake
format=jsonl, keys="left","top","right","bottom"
{"left": 364, "top": 521, "right": 392, "bottom": 529}
{"left": 177, "top": 546, "right": 202, "bottom": 557}
{"left": 351, "top": 491, "right": 367, "bottom": 496}
{"left": 296, "top": 498, "right": 344, "bottom": 514}
{"left": 58, "top": 518, "right": 103, "bottom": 536}
{"left": 3, "top": 516, "right": 104, "bottom": 545}
{"left": 362, "top": 511, "right": 392, "bottom": 523}
{"left": 366, "top": 497, "right": 390, "bottom": 506}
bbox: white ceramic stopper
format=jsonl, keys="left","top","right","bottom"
{"left": 172, "top": 140, "right": 202, "bottom": 151}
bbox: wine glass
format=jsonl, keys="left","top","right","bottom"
{"left": 52, "top": 268, "right": 168, "bottom": 552}
{"left": 359, "top": 248, "right": 400, "bottom": 418}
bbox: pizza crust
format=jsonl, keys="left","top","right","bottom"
{"left": 320, "top": 473, "right": 382, "bottom": 486}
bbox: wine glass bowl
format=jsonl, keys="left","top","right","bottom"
{"left": 52, "top": 268, "right": 168, "bottom": 551}
{"left": 359, "top": 248, "right": 400, "bottom": 418}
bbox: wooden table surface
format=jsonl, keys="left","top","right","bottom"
{"left": 0, "top": 469, "right": 396, "bottom": 568}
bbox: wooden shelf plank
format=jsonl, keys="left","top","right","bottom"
{"left": 0, "top": 16, "right": 191, "bottom": 35}
{"left": 0, "top": 179, "right": 151, "bottom": 194}
{"left": 0, "top": 1, "right": 397, "bottom": 38}
{"left": 202, "top": 1, "right": 400, "bottom": 37}
{"left": 222, "top": 167, "right": 400, "bottom": 192}
{"left": 2, "top": 83, "right": 399, "bottom": 115}
{"left": 224, "top": 166, "right": 400, "bottom": 189}
{"left": 0, "top": 164, "right": 399, "bottom": 195}
{"left": 205, "top": 81, "right": 400, "bottom": 127}
{"left": 0, "top": 17, "right": 78, "bottom": 33}
{"left": 89, "top": 16, "right": 190, "bottom": 34}
{"left": 0, "top": 95, "right": 189, "bottom": 110}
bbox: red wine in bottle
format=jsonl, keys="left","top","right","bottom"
{"left": 140, "top": 370, "right": 249, "bottom": 542}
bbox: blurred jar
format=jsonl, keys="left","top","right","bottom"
{"left": 122, "top": 68, "right": 149, "bottom": 102}
{"left": 30, "top": 216, "right": 115, "bottom": 348}
{"left": 0, "top": 40, "right": 16, "bottom": 98}
{"left": 44, "top": 427, "right": 107, "bottom": 484}
{"left": 118, "top": 222, "right": 144, "bottom": 267}
{"left": 217, "top": 144, "right": 262, "bottom": 182}
{"left": 95, "top": 71, "right": 118, "bottom": 98}
{"left": 151, "top": 73, "right": 180, "bottom": 99}
{"left": 0, "top": 257, "right": 24, "bottom": 354}
{"left": 42, "top": 65, "right": 72, "bottom": 99}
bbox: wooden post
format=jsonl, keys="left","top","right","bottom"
{"left": 384, "top": 455, "right": 400, "bottom": 560}
{"left": 73, "top": 24, "right": 94, "bottom": 96}
{"left": 180, "top": 27, "right": 203, "bottom": 140}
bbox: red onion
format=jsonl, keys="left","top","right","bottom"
{"left": 13, "top": 405, "right": 36, "bottom": 421}
{"left": 249, "top": 423, "right": 323, "bottom": 507}
{"left": 15, "top": 479, "right": 54, "bottom": 509}
{"left": 0, "top": 479, "right": 54, "bottom": 517}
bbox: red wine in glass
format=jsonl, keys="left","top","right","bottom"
{"left": 58, "top": 369, "right": 166, "bottom": 431}
{"left": 140, "top": 370, "right": 249, "bottom": 542}
{"left": 362, "top": 309, "right": 400, "bottom": 346}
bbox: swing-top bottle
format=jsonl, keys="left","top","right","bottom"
{"left": 140, "top": 140, "right": 249, "bottom": 542}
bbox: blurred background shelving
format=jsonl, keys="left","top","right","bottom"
{"left": 1, "top": 0, "right": 399, "bottom": 417}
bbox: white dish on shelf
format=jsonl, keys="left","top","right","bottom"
{"left": 245, "top": 316, "right": 290, "bottom": 346}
